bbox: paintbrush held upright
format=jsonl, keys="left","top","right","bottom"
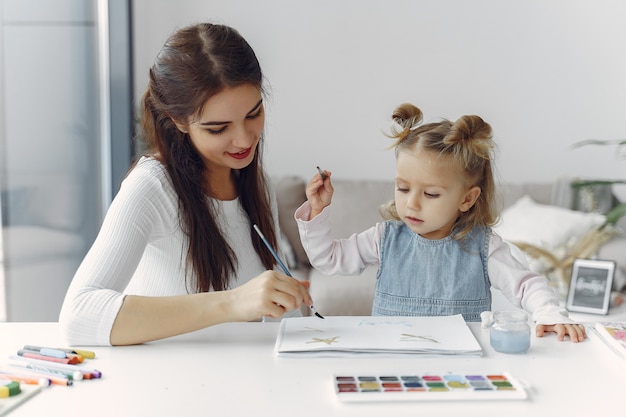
{"left": 316, "top": 166, "right": 327, "bottom": 180}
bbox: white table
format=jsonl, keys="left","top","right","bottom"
{"left": 1, "top": 316, "right": 625, "bottom": 417}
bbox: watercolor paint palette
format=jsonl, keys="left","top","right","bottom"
{"left": 333, "top": 372, "right": 528, "bottom": 402}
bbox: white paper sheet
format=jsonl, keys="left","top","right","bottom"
{"left": 275, "top": 315, "right": 482, "bottom": 357}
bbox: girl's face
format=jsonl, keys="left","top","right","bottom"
{"left": 183, "top": 83, "right": 264, "bottom": 173}
{"left": 394, "top": 148, "right": 480, "bottom": 240}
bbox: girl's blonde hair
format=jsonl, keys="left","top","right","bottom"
{"left": 381, "top": 103, "right": 499, "bottom": 240}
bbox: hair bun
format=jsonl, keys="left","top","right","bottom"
{"left": 448, "top": 115, "right": 492, "bottom": 144}
{"left": 391, "top": 103, "right": 423, "bottom": 128}
{"left": 444, "top": 115, "right": 494, "bottom": 160}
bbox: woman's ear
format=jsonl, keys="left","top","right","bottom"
{"left": 173, "top": 120, "right": 188, "bottom": 134}
{"left": 459, "top": 186, "right": 481, "bottom": 212}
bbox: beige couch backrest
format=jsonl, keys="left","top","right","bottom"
{"left": 324, "top": 179, "right": 395, "bottom": 239}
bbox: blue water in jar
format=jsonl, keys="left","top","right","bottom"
{"left": 489, "top": 311, "right": 531, "bottom": 354}
{"left": 490, "top": 328, "right": 530, "bottom": 354}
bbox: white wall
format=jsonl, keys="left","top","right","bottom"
{"left": 132, "top": 0, "right": 626, "bottom": 196}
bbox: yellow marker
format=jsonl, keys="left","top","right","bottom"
{"left": 61, "top": 348, "right": 95, "bottom": 359}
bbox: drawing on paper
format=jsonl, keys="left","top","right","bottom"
{"left": 306, "top": 336, "right": 339, "bottom": 345}
{"left": 300, "top": 326, "right": 325, "bottom": 333}
{"left": 400, "top": 333, "right": 439, "bottom": 343}
{"left": 274, "top": 315, "right": 483, "bottom": 357}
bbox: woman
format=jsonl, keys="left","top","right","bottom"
{"left": 59, "top": 23, "right": 311, "bottom": 346}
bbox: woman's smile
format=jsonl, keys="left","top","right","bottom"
{"left": 228, "top": 147, "right": 252, "bottom": 160}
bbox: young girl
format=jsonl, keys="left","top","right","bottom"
{"left": 296, "top": 103, "right": 586, "bottom": 343}
{"left": 59, "top": 23, "right": 311, "bottom": 346}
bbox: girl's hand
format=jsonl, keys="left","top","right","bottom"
{"left": 306, "top": 168, "right": 333, "bottom": 218}
{"left": 228, "top": 271, "right": 312, "bottom": 321}
{"left": 536, "top": 323, "right": 587, "bottom": 343}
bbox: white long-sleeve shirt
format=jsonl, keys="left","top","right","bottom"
{"left": 59, "top": 157, "right": 280, "bottom": 346}
{"left": 295, "top": 201, "right": 572, "bottom": 325}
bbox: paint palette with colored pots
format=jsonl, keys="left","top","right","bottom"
{"left": 333, "top": 372, "right": 528, "bottom": 402}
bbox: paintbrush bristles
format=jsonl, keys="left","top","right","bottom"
{"left": 316, "top": 166, "right": 327, "bottom": 180}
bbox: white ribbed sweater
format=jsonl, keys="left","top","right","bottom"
{"left": 59, "top": 157, "right": 275, "bottom": 345}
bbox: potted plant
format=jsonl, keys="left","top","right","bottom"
{"left": 512, "top": 139, "right": 626, "bottom": 297}
{"left": 570, "top": 139, "right": 626, "bottom": 228}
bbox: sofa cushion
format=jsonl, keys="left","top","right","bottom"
{"left": 493, "top": 195, "right": 606, "bottom": 249}
{"left": 308, "top": 266, "right": 377, "bottom": 316}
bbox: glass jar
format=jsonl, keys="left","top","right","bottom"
{"left": 489, "top": 311, "right": 531, "bottom": 354}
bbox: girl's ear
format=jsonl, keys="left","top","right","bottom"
{"left": 459, "top": 186, "right": 481, "bottom": 212}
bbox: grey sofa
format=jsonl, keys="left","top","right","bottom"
{"left": 273, "top": 176, "right": 626, "bottom": 316}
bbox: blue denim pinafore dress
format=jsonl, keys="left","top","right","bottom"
{"left": 372, "top": 221, "right": 491, "bottom": 322}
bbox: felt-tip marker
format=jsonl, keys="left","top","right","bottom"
{"left": 61, "top": 348, "right": 95, "bottom": 360}
{"left": 23, "top": 345, "right": 94, "bottom": 360}
{"left": 9, "top": 355, "right": 101, "bottom": 379}
{"left": 17, "top": 349, "right": 74, "bottom": 364}
{"left": 7, "top": 362, "right": 76, "bottom": 385}
{"left": 21, "top": 346, "right": 67, "bottom": 359}
{"left": 0, "top": 372, "right": 51, "bottom": 387}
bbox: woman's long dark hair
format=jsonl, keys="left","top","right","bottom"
{"left": 138, "top": 23, "right": 278, "bottom": 292}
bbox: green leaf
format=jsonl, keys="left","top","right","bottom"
{"left": 604, "top": 202, "right": 626, "bottom": 226}
{"left": 571, "top": 179, "right": 626, "bottom": 188}
{"left": 570, "top": 139, "right": 626, "bottom": 149}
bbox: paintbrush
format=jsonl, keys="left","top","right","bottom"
{"left": 252, "top": 224, "right": 324, "bottom": 319}
{"left": 316, "top": 166, "right": 327, "bottom": 180}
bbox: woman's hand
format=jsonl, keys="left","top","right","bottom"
{"left": 306, "top": 168, "right": 333, "bottom": 219}
{"left": 536, "top": 323, "right": 587, "bottom": 343}
{"left": 228, "top": 270, "right": 312, "bottom": 321}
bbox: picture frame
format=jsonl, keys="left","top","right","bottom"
{"left": 566, "top": 258, "right": 616, "bottom": 315}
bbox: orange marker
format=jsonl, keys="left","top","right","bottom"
{"left": 0, "top": 373, "right": 50, "bottom": 387}
{"left": 66, "top": 353, "right": 84, "bottom": 363}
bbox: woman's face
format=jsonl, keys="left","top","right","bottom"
{"left": 184, "top": 83, "right": 264, "bottom": 173}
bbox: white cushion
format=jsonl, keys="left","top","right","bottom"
{"left": 493, "top": 195, "right": 606, "bottom": 249}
